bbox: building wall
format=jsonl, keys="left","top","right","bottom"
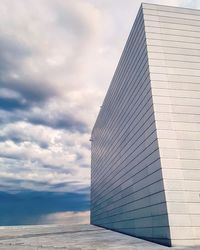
{"left": 143, "top": 3, "right": 200, "bottom": 246}
{"left": 91, "top": 5, "right": 171, "bottom": 246}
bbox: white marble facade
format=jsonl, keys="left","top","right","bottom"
{"left": 91, "top": 3, "right": 200, "bottom": 247}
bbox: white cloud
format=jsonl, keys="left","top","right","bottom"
{"left": 0, "top": 0, "right": 199, "bottom": 193}
{"left": 0, "top": 121, "right": 90, "bottom": 192}
{"left": 39, "top": 211, "right": 90, "bottom": 225}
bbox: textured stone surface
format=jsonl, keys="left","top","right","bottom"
{"left": 90, "top": 3, "right": 170, "bottom": 245}
{"left": 0, "top": 224, "right": 199, "bottom": 250}
{"left": 91, "top": 3, "right": 200, "bottom": 246}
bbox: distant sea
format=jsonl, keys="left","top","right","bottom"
{"left": 0, "top": 191, "right": 90, "bottom": 226}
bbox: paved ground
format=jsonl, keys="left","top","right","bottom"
{"left": 0, "top": 224, "right": 199, "bottom": 250}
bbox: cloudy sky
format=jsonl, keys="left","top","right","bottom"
{"left": 0, "top": 0, "right": 199, "bottom": 225}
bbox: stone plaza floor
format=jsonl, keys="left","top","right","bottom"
{"left": 0, "top": 224, "right": 199, "bottom": 250}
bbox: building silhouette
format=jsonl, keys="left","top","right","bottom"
{"left": 91, "top": 3, "right": 200, "bottom": 247}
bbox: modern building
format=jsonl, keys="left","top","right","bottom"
{"left": 90, "top": 3, "right": 200, "bottom": 247}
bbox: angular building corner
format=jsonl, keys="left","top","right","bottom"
{"left": 90, "top": 3, "right": 200, "bottom": 247}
